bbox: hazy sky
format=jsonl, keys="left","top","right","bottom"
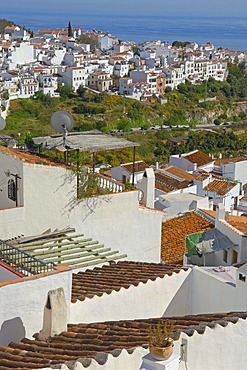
{"left": 1, "top": 0, "right": 247, "bottom": 17}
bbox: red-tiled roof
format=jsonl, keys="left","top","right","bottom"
{"left": 184, "top": 150, "right": 213, "bottom": 167}
{"left": 200, "top": 209, "right": 247, "bottom": 235}
{"left": 0, "top": 312, "right": 246, "bottom": 368}
{"left": 165, "top": 166, "right": 196, "bottom": 182}
{"left": 203, "top": 179, "right": 237, "bottom": 195}
{"left": 161, "top": 212, "right": 213, "bottom": 263}
{"left": 0, "top": 146, "right": 67, "bottom": 168}
{"left": 121, "top": 161, "right": 148, "bottom": 173}
{"left": 155, "top": 172, "right": 190, "bottom": 193}
{"left": 71, "top": 261, "right": 187, "bottom": 302}
{"left": 227, "top": 215, "right": 247, "bottom": 235}
{"left": 214, "top": 156, "right": 247, "bottom": 166}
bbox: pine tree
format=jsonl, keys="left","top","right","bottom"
{"left": 68, "top": 21, "right": 73, "bottom": 37}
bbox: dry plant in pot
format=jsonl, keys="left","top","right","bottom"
{"left": 147, "top": 320, "right": 175, "bottom": 361}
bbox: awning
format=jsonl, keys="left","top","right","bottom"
{"left": 186, "top": 228, "right": 236, "bottom": 257}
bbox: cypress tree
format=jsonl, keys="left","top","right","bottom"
{"left": 68, "top": 21, "right": 73, "bottom": 37}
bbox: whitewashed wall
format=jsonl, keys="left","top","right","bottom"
{"left": 179, "top": 319, "right": 247, "bottom": 370}
{"left": 0, "top": 153, "right": 24, "bottom": 209}
{"left": 223, "top": 161, "right": 247, "bottom": 184}
{"left": 0, "top": 163, "right": 162, "bottom": 262}
{"left": 0, "top": 267, "right": 72, "bottom": 346}
{"left": 215, "top": 218, "right": 247, "bottom": 263}
{"left": 70, "top": 269, "right": 191, "bottom": 323}
{"left": 191, "top": 267, "right": 247, "bottom": 314}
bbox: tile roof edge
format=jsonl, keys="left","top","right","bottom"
{"left": 56, "top": 346, "right": 149, "bottom": 368}
{"left": 220, "top": 220, "right": 244, "bottom": 236}
{"left": 71, "top": 268, "right": 190, "bottom": 303}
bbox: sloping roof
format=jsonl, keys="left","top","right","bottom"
{"left": 214, "top": 156, "right": 247, "bottom": 166}
{"left": 0, "top": 146, "right": 66, "bottom": 168}
{"left": 203, "top": 179, "right": 237, "bottom": 195}
{"left": 161, "top": 212, "right": 213, "bottom": 263}
{"left": 155, "top": 171, "right": 190, "bottom": 193}
{"left": 200, "top": 209, "right": 247, "bottom": 235}
{"left": 71, "top": 261, "right": 187, "bottom": 302}
{"left": 1, "top": 312, "right": 246, "bottom": 368}
{"left": 184, "top": 150, "right": 213, "bottom": 167}
{"left": 33, "top": 130, "right": 140, "bottom": 153}
{"left": 165, "top": 166, "right": 196, "bottom": 182}
{"left": 121, "top": 161, "right": 148, "bottom": 174}
{"left": 11, "top": 229, "right": 127, "bottom": 271}
{"left": 227, "top": 216, "right": 247, "bottom": 235}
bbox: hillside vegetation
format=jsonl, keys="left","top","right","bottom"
{"left": 3, "top": 63, "right": 247, "bottom": 165}
{"left": 0, "top": 18, "right": 15, "bottom": 34}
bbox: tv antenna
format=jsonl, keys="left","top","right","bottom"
{"left": 0, "top": 117, "right": 6, "bottom": 131}
{"left": 50, "top": 111, "right": 74, "bottom": 149}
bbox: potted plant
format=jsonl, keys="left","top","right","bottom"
{"left": 147, "top": 320, "right": 175, "bottom": 361}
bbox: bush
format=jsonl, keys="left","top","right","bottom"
{"left": 214, "top": 118, "right": 221, "bottom": 125}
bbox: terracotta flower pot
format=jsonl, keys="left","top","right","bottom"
{"left": 149, "top": 343, "right": 174, "bottom": 361}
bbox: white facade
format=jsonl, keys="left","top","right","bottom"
{"left": 8, "top": 42, "right": 34, "bottom": 70}
{"left": 58, "top": 66, "right": 88, "bottom": 91}
{"left": 111, "top": 163, "right": 147, "bottom": 185}
{"left": 156, "top": 192, "right": 210, "bottom": 217}
{"left": 0, "top": 266, "right": 72, "bottom": 345}
{"left": 169, "top": 151, "right": 214, "bottom": 172}
{"left": 71, "top": 269, "right": 191, "bottom": 323}
{"left": 0, "top": 153, "right": 162, "bottom": 263}
{"left": 215, "top": 159, "right": 247, "bottom": 184}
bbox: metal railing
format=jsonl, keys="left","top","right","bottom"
{"left": 0, "top": 239, "right": 55, "bottom": 277}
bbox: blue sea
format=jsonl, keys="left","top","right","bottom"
{"left": 2, "top": 11, "right": 247, "bottom": 51}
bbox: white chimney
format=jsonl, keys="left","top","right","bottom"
{"left": 155, "top": 162, "right": 159, "bottom": 171}
{"left": 38, "top": 288, "right": 67, "bottom": 341}
{"left": 142, "top": 168, "right": 155, "bottom": 208}
{"left": 193, "top": 162, "right": 197, "bottom": 171}
{"left": 219, "top": 153, "right": 222, "bottom": 160}
{"left": 216, "top": 203, "right": 225, "bottom": 222}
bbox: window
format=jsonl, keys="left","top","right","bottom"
{"left": 8, "top": 179, "right": 16, "bottom": 201}
{"left": 223, "top": 249, "right": 228, "bottom": 263}
{"left": 239, "top": 273, "right": 246, "bottom": 282}
{"left": 232, "top": 249, "right": 238, "bottom": 264}
{"left": 122, "top": 175, "right": 127, "bottom": 184}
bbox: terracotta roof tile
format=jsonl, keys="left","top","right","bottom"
{"left": 214, "top": 156, "right": 247, "bottom": 166}
{"left": 200, "top": 209, "right": 247, "bottom": 235}
{"left": 121, "top": 161, "right": 148, "bottom": 173}
{"left": 203, "top": 179, "right": 237, "bottom": 195}
{"left": 71, "top": 261, "right": 187, "bottom": 302}
{"left": 165, "top": 166, "right": 196, "bottom": 182}
{"left": 0, "top": 146, "right": 67, "bottom": 168}
{"left": 184, "top": 150, "right": 213, "bottom": 167}
{"left": 0, "top": 312, "right": 246, "bottom": 368}
{"left": 161, "top": 212, "right": 213, "bottom": 263}
{"left": 155, "top": 172, "right": 190, "bottom": 193}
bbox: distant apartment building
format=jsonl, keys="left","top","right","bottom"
{"left": 58, "top": 66, "right": 88, "bottom": 91}
{"left": 87, "top": 71, "right": 112, "bottom": 92}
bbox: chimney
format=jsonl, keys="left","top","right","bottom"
{"left": 216, "top": 203, "right": 225, "bottom": 221}
{"left": 219, "top": 153, "right": 222, "bottom": 160}
{"left": 142, "top": 168, "right": 155, "bottom": 208}
{"left": 193, "top": 162, "right": 197, "bottom": 171}
{"left": 155, "top": 161, "right": 159, "bottom": 171}
{"left": 38, "top": 288, "right": 67, "bottom": 341}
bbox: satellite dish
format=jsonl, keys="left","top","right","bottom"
{"left": 0, "top": 117, "right": 6, "bottom": 131}
{"left": 50, "top": 111, "right": 74, "bottom": 134}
